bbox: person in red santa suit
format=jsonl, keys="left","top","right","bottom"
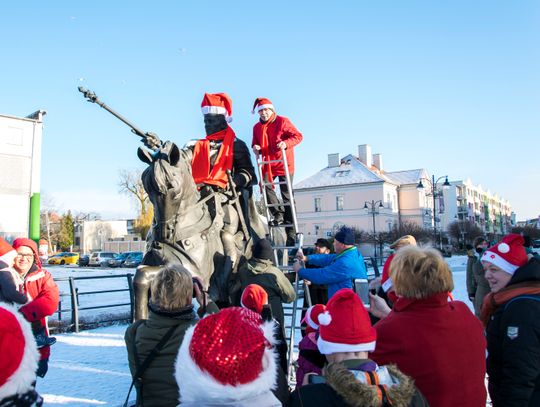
{"left": 12, "top": 238, "right": 59, "bottom": 379}
{"left": 252, "top": 97, "right": 303, "bottom": 246}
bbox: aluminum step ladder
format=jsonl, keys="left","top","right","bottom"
{"left": 255, "top": 146, "right": 312, "bottom": 385}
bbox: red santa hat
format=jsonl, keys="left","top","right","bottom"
{"left": 241, "top": 284, "right": 269, "bottom": 314}
{"left": 301, "top": 304, "right": 326, "bottom": 333}
{"left": 175, "top": 307, "right": 277, "bottom": 404}
{"left": 0, "top": 303, "right": 40, "bottom": 400}
{"left": 252, "top": 97, "right": 275, "bottom": 114}
{"left": 482, "top": 233, "right": 528, "bottom": 275}
{"left": 12, "top": 238, "right": 41, "bottom": 268}
{"left": 317, "top": 288, "right": 376, "bottom": 355}
{"left": 0, "top": 237, "right": 17, "bottom": 269}
{"left": 201, "top": 92, "right": 233, "bottom": 123}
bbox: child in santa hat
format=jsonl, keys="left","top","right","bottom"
{"left": 295, "top": 304, "right": 326, "bottom": 390}
{"left": 290, "top": 288, "right": 427, "bottom": 407}
{"left": 175, "top": 307, "right": 285, "bottom": 406}
{"left": 481, "top": 233, "right": 540, "bottom": 406}
{"left": 0, "top": 303, "right": 43, "bottom": 406}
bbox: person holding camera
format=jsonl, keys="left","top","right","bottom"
{"left": 290, "top": 289, "right": 428, "bottom": 406}
{"left": 124, "top": 265, "right": 219, "bottom": 407}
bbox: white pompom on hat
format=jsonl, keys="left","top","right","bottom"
{"left": 482, "top": 233, "right": 529, "bottom": 275}
{"left": 0, "top": 303, "right": 40, "bottom": 400}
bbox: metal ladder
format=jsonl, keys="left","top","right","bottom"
{"left": 255, "top": 146, "right": 312, "bottom": 384}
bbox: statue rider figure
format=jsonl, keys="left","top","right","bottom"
{"left": 145, "top": 92, "right": 256, "bottom": 274}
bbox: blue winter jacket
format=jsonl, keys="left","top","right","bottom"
{"left": 298, "top": 247, "right": 367, "bottom": 299}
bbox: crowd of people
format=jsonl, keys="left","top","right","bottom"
{"left": 2, "top": 93, "right": 540, "bottom": 406}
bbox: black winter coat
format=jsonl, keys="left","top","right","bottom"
{"left": 486, "top": 258, "right": 540, "bottom": 407}
{"left": 290, "top": 359, "right": 428, "bottom": 407}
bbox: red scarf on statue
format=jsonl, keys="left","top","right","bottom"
{"left": 480, "top": 281, "right": 540, "bottom": 327}
{"left": 192, "top": 126, "right": 235, "bottom": 189}
{"left": 259, "top": 112, "right": 276, "bottom": 190}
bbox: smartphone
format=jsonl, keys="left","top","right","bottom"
{"left": 308, "top": 374, "right": 327, "bottom": 385}
{"left": 354, "top": 278, "right": 370, "bottom": 309}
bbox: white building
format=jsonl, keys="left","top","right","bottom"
{"left": 441, "top": 179, "right": 514, "bottom": 236}
{"left": 0, "top": 111, "right": 46, "bottom": 241}
{"left": 294, "top": 144, "right": 432, "bottom": 245}
{"left": 75, "top": 220, "right": 130, "bottom": 253}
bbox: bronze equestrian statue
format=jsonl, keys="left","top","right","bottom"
{"left": 79, "top": 88, "right": 282, "bottom": 319}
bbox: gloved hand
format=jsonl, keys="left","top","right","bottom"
{"left": 143, "top": 132, "right": 162, "bottom": 150}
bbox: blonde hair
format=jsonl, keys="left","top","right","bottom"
{"left": 150, "top": 264, "right": 193, "bottom": 311}
{"left": 390, "top": 246, "right": 454, "bottom": 299}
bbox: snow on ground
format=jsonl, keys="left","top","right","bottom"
{"left": 38, "top": 256, "right": 474, "bottom": 406}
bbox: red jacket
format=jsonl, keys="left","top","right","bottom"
{"left": 370, "top": 293, "right": 487, "bottom": 407}
{"left": 20, "top": 266, "right": 59, "bottom": 360}
{"left": 252, "top": 115, "right": 302, "bottom": 176}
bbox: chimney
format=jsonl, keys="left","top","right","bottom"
{"left": 358, "top": 144, "right": 372, "bottom": 167}
{"left": 372, "top": 153, "right": 383, "bottom": 171}
{"left": 328, "top": 153, "right": 340, "bottom": 167}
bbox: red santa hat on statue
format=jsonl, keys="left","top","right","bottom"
{"left": 201, "top": 92, "right": 233, "bottom": 123}
{"left": 252, "top": 97, "right": 275, "bottom": 114}
{"left": 175, "top": 307, "right": 278, "bottom": 404}
{"left": 482, "top": 233, "right": 528, "bottom": 275}
{"left": 0, "top": 303, "right": 40, "bottom": 401}
{"left": 301, "top": 304, "right": 326, "bottom": 334}
{"left": 317, "top": 288, "right": 377, "bottom": 355}
{"left": 0, "top": 238, "right": 18, "bottom": 269}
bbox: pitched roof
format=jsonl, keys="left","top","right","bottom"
{"left": 294, "top": 154, "right": 428, "bottom": 190}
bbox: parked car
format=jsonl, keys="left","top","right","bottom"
{"left": 124, "top": 252, "right": 143, "bottom": 268}
{"left": 533, "top": 239, "right": 540, "bottom": 249}
{"left": 48, "top": 252, "right": 80, "bottom": 265}
{"left": 89, "top": 252, "right": 118, "bottom": 267}
{"left": 107, "top": 251, "right": 142, "bottom": 268}
{"left": 78, "top": 254, "right": 90, "bottom": 267}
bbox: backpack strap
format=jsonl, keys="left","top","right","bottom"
{"left": 124, "top": 323, "right": 179, "bottom": 407}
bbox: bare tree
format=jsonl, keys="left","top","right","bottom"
{"left": 118, "top": 169, "right": 153, "bottom": 238}
{"left": 118, "top": 169, "right": 149, "bottom": 216}
{"left": 448, "top": 220, "right": 483, "bottom": 246}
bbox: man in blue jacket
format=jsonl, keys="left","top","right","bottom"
{"left": 293, "top": 227, "right": 367, "bottom": 298}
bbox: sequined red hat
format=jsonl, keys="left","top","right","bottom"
{"left": 482, "top": 233, "right": 528, "bottom": 275}
{"left": 175, "top": 307, "right": 278, "bottom": 404}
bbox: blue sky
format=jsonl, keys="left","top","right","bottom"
{"left": 1, "top": 1, "right": 539, "bottom": 220}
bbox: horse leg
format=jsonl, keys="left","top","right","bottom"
{"left": 133, "top": 265, "right": 160, "bottom": 320}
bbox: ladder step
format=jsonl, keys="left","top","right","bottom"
{"left": 261, "top": 181, "right": 288, "bottom": 187}
{"left": 270, "top": 223, "right": 295, "bottom": 228}
{"left": 273, "top": 245, "right": 297, "bottom": 250}
{"left": 265, "top": 203, "right": 292, "bottom": 208}
{"left": 260, "top": 159, "right": 284, "bottom": 164}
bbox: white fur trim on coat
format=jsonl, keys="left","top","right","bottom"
{"left": 0, "top": 303, "right": 40, "bottom": 399}
{"left": 174, "top": 320, "right": 278, "bottom": 404}
{"left": 317, "top": 336, "right": 376, "bottom": 355}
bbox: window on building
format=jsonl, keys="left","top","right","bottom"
{"left": 336, "top": 196, "right": 344, "bottom": 211}
{"left": 314, "top": 224, "right": 321, "bottom": 236}
{"left": 314, "top": 197, "right": 321, "bottom": 212}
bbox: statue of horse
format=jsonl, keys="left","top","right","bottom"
{"left": 133, "top": 140, "right": 279, "bottom": 319}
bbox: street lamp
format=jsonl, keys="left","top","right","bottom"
{"left": 417, "top": 175, "right": 451, "bottom": 249}
{"left": 364, "top": 200, "right": 385, "bottom": 261}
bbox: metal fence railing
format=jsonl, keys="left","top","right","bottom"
{"left": 53, "top": 274, "right": 134, "bottom": 333}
